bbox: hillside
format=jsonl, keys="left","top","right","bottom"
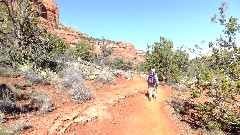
{"left": 37, "top": 0, "right": 145, "bottom": 63}
{"left": 1, "top": 0, "right": 239, "bottom": 134}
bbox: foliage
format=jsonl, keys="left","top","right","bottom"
{"left": 100, "top": 37, "right": 113, "bottom": 58}
{"left": 75, "top": 41, "right": 94, "bottom": 62}
{"left": 145, "top": 37, "right": 189, "bottom": 83}
{"left": 0, "top": 0, "right": 41, "bottom": 67}
{"left": 39, "top": 33, "right": 68, "bottom": 71}
{"left": 133, "top": 62, "right": 148, "bottom": 74}
{"left": 19, "top": 63, "right": 56, "bottom": 85}
{"left": 94, "top": 37, "right": 113, "bottom": 66}
{"left": 0, "top": 0, "right": 68, "bottom": 71}
{"left": 107, "top": 57, "right": 133, "bottom": 71}
{"left": 186, "top": 2, "right": 240, "bottom": 133}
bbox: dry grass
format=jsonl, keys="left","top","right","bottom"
{"left": 2, "top": 121, "right": 31, "bottom": 135}
{"left": 57, "top": 63, "right": 92, "bottom": 104}
{"left": 29, "top": 91, "right": 53, "bottom": 114}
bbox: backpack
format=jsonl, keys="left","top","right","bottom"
{"left": 147, "top": 72, "right": 156, "bottom": 84}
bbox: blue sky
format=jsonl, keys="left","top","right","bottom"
{"left": 54, "top": 0, "right": 240, "bottom": 57}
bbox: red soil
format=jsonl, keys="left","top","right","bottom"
{"left": 0, "top": 75, "right": 187, "bottom": 135}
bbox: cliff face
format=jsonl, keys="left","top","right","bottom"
{"left": 40, "top": 0, "right": 59, "bottom": 29}
{"left": 32, "top": 0, "right": 59, "bottom": 30}
{"left": 37, "top": 0, "right": 145, "bottom": 63}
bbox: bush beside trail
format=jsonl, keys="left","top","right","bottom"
{"left": 144, "top": 2, "right": 240, "bottom": 133}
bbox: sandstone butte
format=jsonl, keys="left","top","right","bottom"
{"left": 35, "top": 0, "right": 145, "bottom": 63}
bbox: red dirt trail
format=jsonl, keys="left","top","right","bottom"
{"left": 1, "top": 75, "right": 185, "bottom": 135}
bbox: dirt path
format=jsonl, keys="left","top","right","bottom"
{"left": 63, "top": 75, "right": 183, "bottom": 135}
{"left": 10, "top": 75, "right": 184, "bottom": 135}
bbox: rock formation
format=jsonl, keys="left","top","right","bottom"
{"left": 32, "top": 0, "right": 59, "bottom": 30}
{"left": 36, "top": 0, "right": 145, "bottom": 63}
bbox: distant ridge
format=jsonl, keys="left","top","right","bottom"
{"left": 36, "top": 0, "right": 145, "bottom": 63}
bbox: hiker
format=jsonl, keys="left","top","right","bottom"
{"left": 147, "top": 68, "right": 159, "bottom": 101}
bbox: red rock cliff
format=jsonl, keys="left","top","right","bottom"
{"left": 36, "top": 0, "right": 145, "bottom": 63}
{"left": 32, "top": 0, "right": 59, "bottom": 30}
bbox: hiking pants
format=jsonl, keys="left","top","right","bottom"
{"left": 148, "top": 83, "right": 158, "bottom": 100}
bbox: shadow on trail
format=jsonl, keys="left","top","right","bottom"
{"left": 144, "top": 93, "right": 149, "bottom": 98}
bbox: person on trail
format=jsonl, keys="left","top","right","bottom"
{"left": 147, "top": 68, "right": 159, "bottom": 101}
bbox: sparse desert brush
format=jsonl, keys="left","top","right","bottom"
{"left": 158, "top": 81, "right": 166, "bottom": 86}
{"left": 124, "top": 71, "right": 132, "bottom": 80}
{"left": 171, "top": 85, "right": 189, "bottom": 92}
{"left": 13, "top": 83, "right": 32, "bottom": 91}
{"left": 29, "top": 91, "right": 52, "bottom": 113}
{"left": 39, "top": 101, "right": 53, "bottom": 114}
{"left": 2, "top": 121, "right": 31, "bottom": 135}
{"left": 0, "top": 111, "right": 5, "bottom": 124}
{"left": 178, "top": 87, "right": 189, "bottom": 92}
{"left": 0, "top": 130, "right": 7, "bottom": 135}
{"left": 171, "top": 85, "right": 180, "bottom": 91}
{"left": 112, "top": 70, "right": 122, "bottom": 78}
{"left": 78, "top": 58, "right": 119, "bottom": 83}
{"left": 18, "top": 92, "right": 30, "bottom": 101}
{"left": 19, "top": 63, "right": 55, "bottom": 85}
{"left": 57, "top": 62, "right": 92, "bottom": 104}
{"left": 167, "top": 96, "right": 187, "bottom": 116}
{"left": 1, "top": 84, "right": 21, "bottom": 100}
{"left": 96, "top": 70, "right": 115, "bottom": 84}
{"left": 0, "top": 83, "right": 21, "bottom": 114}
{"left": 0, "top": 66, "right": 19, "bottom": 78}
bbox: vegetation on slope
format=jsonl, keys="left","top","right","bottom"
{"left": 0, "top": 0, "right": 239, "bottom": 134}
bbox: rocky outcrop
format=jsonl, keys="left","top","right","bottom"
{"left": 97, "top": 41, "right": 145, "bottom": 63}
{"left": 84, "top": 40, "right": 145, "bottom": 63}
{"left": 52, "top": 24, "right": 145, "bottom": 63}
{"left": 32, "top": 0, "right": 59, "bottom": 30}
{"left": 35, "top": 0, "right": 145, "bottom": 63}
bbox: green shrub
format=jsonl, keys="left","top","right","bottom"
{"left": 93, "top": 37, "right": 113, "bottom": 67}
{"left": 133, "top": 62, "right": 148, "bottom": 74}
{"left": 107, "top": 57, "right": 134, "bottom": 71}
{"left": 145, "top": 37, "right": 189, "bottom": 83}
{"left": 0, "top": 0, "right": 69, "bottom": 72}
{"left": 19, "top": 63, "right": 58, "bottom": 85}
{"left": 0, "top": 130, "right": 8, "bottom": 135}
{"left": 185, "top": 2, "right": 240, "bottom": 133}
{"left": 75, "top": 41, "right": 94, "bottom": 62}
